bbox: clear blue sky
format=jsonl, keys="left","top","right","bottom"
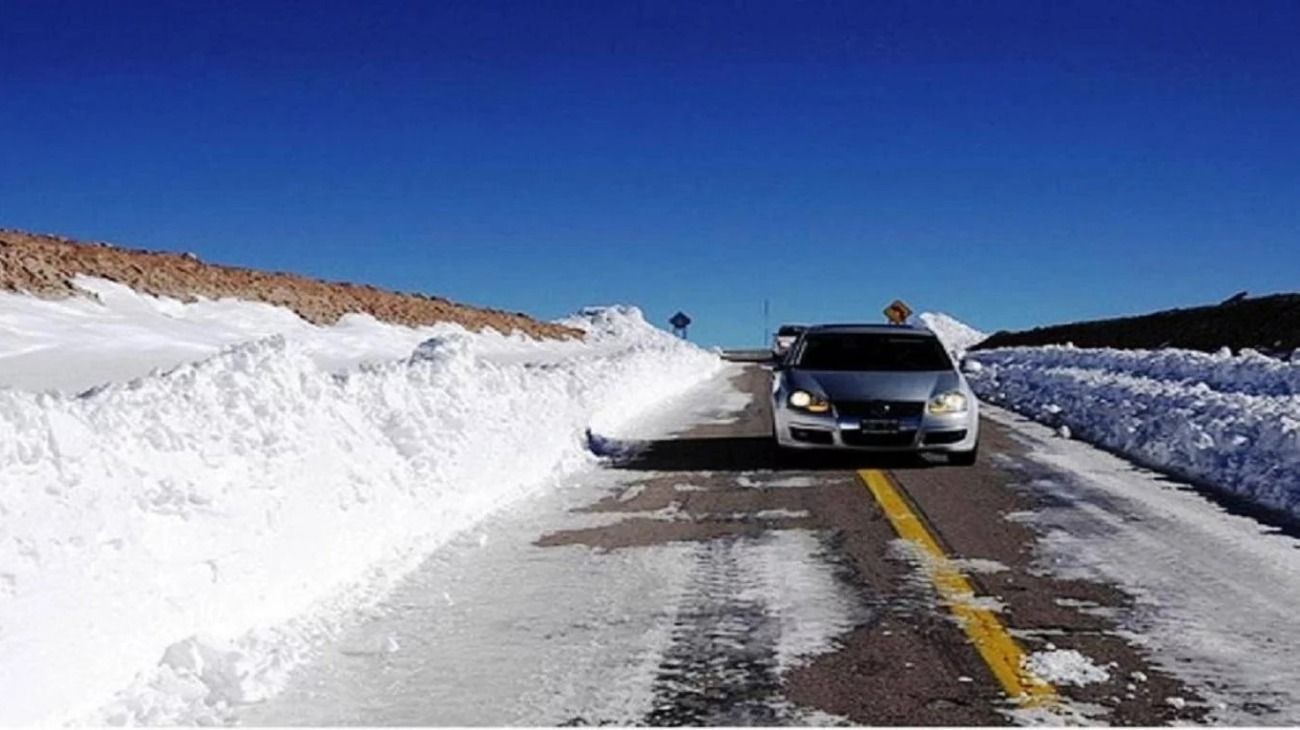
{"left": 3, "top": 1, "right": 1297, "bottom": 346}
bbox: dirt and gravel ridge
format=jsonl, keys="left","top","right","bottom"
{"left": 974, "top": 292, "right": 1300, "bottom": 354}
{"left": 0, "top": 228, "right": 581, "bottom": 340}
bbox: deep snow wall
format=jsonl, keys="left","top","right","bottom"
{"left": 967, "top": 345, "right": 1300, "bottom": 520}
{"left": 918, "top": 311, "right": 987, "bottom": 354}
{"left": 0, "top": 306, "right": 721, "bottom": 725}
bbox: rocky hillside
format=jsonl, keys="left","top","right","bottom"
{"left": 974, "top": 293, "right": 1300, "bottom": 355}
{"left": 0, "top": 229, "right": 580, "bottom": 340}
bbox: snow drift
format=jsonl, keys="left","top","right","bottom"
{"left": 0, "top": 276, "right": 473, "bottom": 393}
{"left": 967, "top": 345, "right": 1300, "bottom": 520}
{"left": 918, "top": 311, "right": 987, "bottom": 354}
{"left": 0, "top": 287, "right": 721, "bottom": 725}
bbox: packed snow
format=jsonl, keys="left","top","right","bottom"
{"left": 0, "top": 277, "right": 464, "bottom": 394}
{"left": 0, "top": 282, "right": 723, "bottom": 725}
{"left": 1022, "top": 649, "right": 1110, "bottom": 687}
{"left": 918, "top": 311, "right": 987, "bottom": 354}
{"left": 966, "top": 344, "right": 1300, "bottom": 520}
{"left": 987, "top": 405, "right": 1300, "bottom": 722}
{"left": 241, "top": 370, "right": 749, "bottom": 725}
{"left": 241, "top": 367, "right": 857, "bottom": 726}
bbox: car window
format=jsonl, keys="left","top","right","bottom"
{"left": 795, "top": 333, "right": 953, "bottom": 372}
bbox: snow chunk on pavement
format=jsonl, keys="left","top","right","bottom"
{"left": 1023, "top": 649, "right": 1111, "bottom": 687}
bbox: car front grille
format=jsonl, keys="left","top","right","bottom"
{"left": 834, "top": 400, "right": 925, "bottom": 419}
{"left": 842, "top": 430, "right": 918, "bottom": 448}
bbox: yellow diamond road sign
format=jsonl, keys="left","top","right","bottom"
{"left": 884, "top": 299, "right": 913, "bottom": 324}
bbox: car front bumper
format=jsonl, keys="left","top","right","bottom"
{"left": 773, "top": 407, "right": 978, "bottom": 453}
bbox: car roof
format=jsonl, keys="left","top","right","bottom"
{"left": 803, "top": 323, "right": 937, "bottom": 337}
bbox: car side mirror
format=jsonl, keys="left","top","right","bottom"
{"left": 959, "top": 357, "right": 982, "bottom": 374}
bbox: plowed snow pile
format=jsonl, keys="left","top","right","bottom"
{"left": 0, "top": 283, "right": 721, "bottom": 725}
{"left": 967, "top": 345, "right": 1300, "bottom": 519}
{"left": 918, "top": 311, "right": 987, "bottom": 353}
{"left": 0, "top": 276, "right": 512, "bottom": 393}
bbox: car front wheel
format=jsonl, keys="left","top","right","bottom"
{"left": 949, "top": 444, "right": 979, "bottom": 466}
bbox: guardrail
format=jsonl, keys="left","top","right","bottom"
{"left": 721, "top": 349, "right": 775, "bottom": 363}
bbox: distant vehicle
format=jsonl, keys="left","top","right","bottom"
{"left": 771, "top": 324, "right": 979, "bottom": 465}
{"left": 771, "top": 324, "right": 806, "bottom": 357}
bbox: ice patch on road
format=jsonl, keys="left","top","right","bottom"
{"left": 1023, "top": 650, "right": 1111, "bottom": 687}
{"left": 618, "top": 484, "right": 647, "bottom": 502}
{"left": 957, "top": 594, "right": 1007, "bottom": 613}
{"left": 763, "top": 475, "right": 820, "bottom": 489}
{"left": 1006, "top": 699, "right": 1111, "bottom": 727}
{"left": 647, "top": 529, "right": 864, "bottom": 724}
{"left": 750, "top": 509, "right": 811, "bottom": 521}
{"left": 736, "top": 473, "right": 820, "bottom": 489}
{"left": 1053, "top": 598, "right": 1119, "bottom": 619}
{"left": 244, "top": 474, "right": 700, "bottom": 726}
{"left": 711, "top": 508, "right": 811, "bottom": 522}
{"left": 741, "top": 530, "right": 863, "bottom": 673}
{"left": 888, "top": 539, "right": 1008, "bottom": 616}
{"left": 952, "top": 557, "right": 1010, "bottom": 574}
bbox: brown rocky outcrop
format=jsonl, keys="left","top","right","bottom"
{"left": 0, "top": 229, "right": 581, "bottom": 340}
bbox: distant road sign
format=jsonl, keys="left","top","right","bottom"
{"left": 669, "top": 311, "right": 692, "bottom": 339}
{"left": 884, "top": 299, "right": 913, "bottom": 324}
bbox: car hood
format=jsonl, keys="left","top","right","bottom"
{"left": 791, "top": 369, "right": 960, "bottom": 402}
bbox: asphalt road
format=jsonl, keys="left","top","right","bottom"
{"left": 244, "top": 364, "right": 1206, "bottom": 726}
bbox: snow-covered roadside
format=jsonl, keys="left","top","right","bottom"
{"left": 966, "top": 345, "right": 1300, "bottom": 520}
{"left": 0, "top": 285, "right": 722, "bottom": 725}
{"left": 987, "top": 405, "right": 1300, "bottom": 723}
{"left": 0, "top": 276, "right": 472, "bottom": 393}
{"left": 241, "top": 368, "right": 855, "bottom": 726}
{"left": 918, "top": 311, "right": 987, "bottom": 354}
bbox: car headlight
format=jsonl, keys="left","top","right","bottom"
{"left": 788, "top": 390, "right": 830, "bottom": 413}
{"left": 928, "top": 391, "right": 969, "bottom": 414}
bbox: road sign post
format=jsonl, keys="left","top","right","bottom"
{"left": 884, "top": 299, "right": 913, "bottom": 325}
{"left": 669, "top": 311, "right": 692, "bottom": 339}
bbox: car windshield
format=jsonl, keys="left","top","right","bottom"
{"left": 794, "top": 333, "right": 953, "bottom": 372}
{"left": 776, "top": 325, "right": 803, "bottom": 336}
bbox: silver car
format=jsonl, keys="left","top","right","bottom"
{"left": 771, "top": 324, "right": 979, "bottom": 465}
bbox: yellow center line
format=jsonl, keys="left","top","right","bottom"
{"left": 858, "top": 469, "right": 1059, "bottom": 708}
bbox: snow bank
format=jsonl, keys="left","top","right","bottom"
{"left": 918, "top": 311, "right": 987, "bottom": 354}
{"left": 0, "top": 295, "right": 721, "bottom": 725}
{"left": 987, "top": 404, "right": 1300, "bottom": 723}
{"left": 0, "top": 276, "right": 464, "bottom": 393}
{"left": 967, "top": 345, "right": 1300, "bottom": 519}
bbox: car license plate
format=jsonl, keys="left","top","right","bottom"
{"left": 860, "top": 419, "right": 900, "bottom": 433}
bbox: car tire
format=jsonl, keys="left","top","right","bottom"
{"left": 949, "top": 444, "right": 978, "bottom": 466}
{"left": 770, "top": 419, "right": 786, "bottom": 448}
